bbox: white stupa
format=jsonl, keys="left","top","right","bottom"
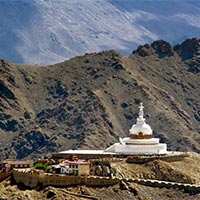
{"left": 105, "top": 102, "right": 167, "bottom": 154}
{"left": 56, "top": 102, "right": 167, "bottom": 159}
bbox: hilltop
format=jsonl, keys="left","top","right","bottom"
{"left": 0, "top": 38, "right": 199, "bottom": 160}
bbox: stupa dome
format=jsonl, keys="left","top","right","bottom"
{"left": 129, "top": 102, "right": 152, "bottom": 139}
{"left": 129, "top": 123, "right": 152, "bottom": 135}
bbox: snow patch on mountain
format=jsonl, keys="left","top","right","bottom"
{"left": 0, "top": 0, "right": 200, "bottom": 65}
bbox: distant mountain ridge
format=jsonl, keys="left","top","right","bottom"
{"left": 1, "top": 0, "right": 200, "bottom": 65}
{"left": 0, "top": 38, "right": 199, "bottom": 160}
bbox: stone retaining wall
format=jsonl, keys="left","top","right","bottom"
{"left": 12, "top": 169, "right": 200, "bottom": 194}
{"left": 13, "top": 169, "right": 119, "bottom": 188}
{"left": 85, "top": 176, "right": 119, "bottom": 186}
{"left": 13, "top": 169, "right": 39, "bottom": 188}
{"left": 126, "top": 152, "right": 189, "bottom": 164}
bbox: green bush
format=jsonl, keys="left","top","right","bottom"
{"left": 45, "top": 165, "right": 51, "bottom": 172}
{"left": 34, "top": 163, "right": 50, "bottom": 172}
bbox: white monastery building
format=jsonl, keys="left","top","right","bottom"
{"left": 56, "top": 102, "right": 167, "bottom": 158}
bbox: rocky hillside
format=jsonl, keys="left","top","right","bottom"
{"left": 0, "top": 38, "right": 199, "bottom": 160}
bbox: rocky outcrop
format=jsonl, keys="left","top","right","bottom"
{"left": 174, "top": 38, "right": 200, "bottom": 60}
{"left": 133, "top": 44, "right": 154, "bottom": 57}
{"left": 151, "top": 40, "right": 174, "bottom": 57}
{"left": 133, "top": 40, "right": 174, "bottom": 58}
{"left": 90, "top": 161, "right": 116, "bottom": 177}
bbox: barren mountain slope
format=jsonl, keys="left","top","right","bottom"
{"left": 0, "top": 39, "right": 199, "bottom": 159}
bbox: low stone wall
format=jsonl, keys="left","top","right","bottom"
{"left": 160, "top": 153, "right": 189, "bottom": 162}
{"left": 126, "top": 152, "right": 189, "bottom": 164}
{"left": 42, "top": 174, "right": 82, "bottom": 187}
{"left": 124, "top": 178, "right": 200, "bottom": 194}
{"left": 13, "top": 169, "right": 39, "bottom": 188}
{"left": 13, "top": 169, "right": 120, "bottom": 188}
{"left": 85, "top": 176, "right": 119, "bottom": 186}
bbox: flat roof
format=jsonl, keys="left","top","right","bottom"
{"left": 2, "top": 160, "right": 33, "bottom": 164}
{"left": 59, "top": 150, "right": 115, "bottom": 155}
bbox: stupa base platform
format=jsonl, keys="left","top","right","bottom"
{"left": 104, "top": 142, "right": 167, "bottom": 155}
